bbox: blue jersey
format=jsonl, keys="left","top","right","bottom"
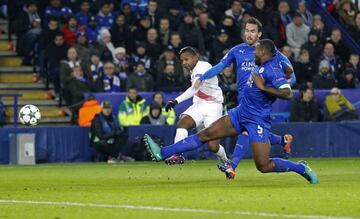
{"left": 220, "top": 43, "right": 294, "bottom": 103}
{"left": 44, "top": 6, "right": 72, "bottom": 24}
{"left": 239, "top": 57, "right": 289, "bottom": 129}
{"left": 96, "top": 14, "right": 115, "bottom": 29}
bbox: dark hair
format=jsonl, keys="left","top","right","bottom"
{"left": 179, "top": 46, "right": 199, "bottom": 57}
{"left": 246, "top": 17, "right": 263, "bottom": 33}
{"left": 152, "top": 91, "right": 164, "bottom": 100}
{"left": 54, "top": 31, "right": 64, "bottom": 38}
{"left": 231, "top": 0, "right": 241, "bottom": 5}
{"left": 128, "top": 86, "right": 137, "bottom": 91}
{"left": 258, "top": 39, "right": 275, "bottom": 56}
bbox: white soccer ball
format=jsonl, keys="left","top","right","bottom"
{"left": 18, "top": 105, "right": 41, "bottom": 126}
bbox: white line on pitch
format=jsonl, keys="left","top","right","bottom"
{"left": 0, "top": 199, "right": 358, "bottom": 219}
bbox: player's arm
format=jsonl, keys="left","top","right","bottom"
{"left": 278, "top": 51, "right": 296, "bottom": 86}
{"left": 252, "top": 73, "right": 293, "bottom": 100}
{"left": 165, "top": 86, "right": 196, "bottom": 112}
{"left": 194, "top": 48, "right": 235, "bottom": 89}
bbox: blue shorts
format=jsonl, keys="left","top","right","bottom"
{"left": 227, "top": 107, "right": 270, "bottom": 143}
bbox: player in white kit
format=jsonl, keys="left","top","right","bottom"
{"left": 164, "top": 46, "right": 228, "bottom": 164}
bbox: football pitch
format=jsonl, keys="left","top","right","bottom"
{"left": 0, "top": 158, "right": 359, "bottom": 219}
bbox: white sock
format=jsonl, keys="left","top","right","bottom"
{"left": 215, "top": 145, "right": 228, "bottom": 163}
{"left": 174, "top": 128, "right": 188, "bottom": 143}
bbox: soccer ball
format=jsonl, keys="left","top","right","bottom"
{"left": 18, "top": 105, "right": 41, "bottom": 126}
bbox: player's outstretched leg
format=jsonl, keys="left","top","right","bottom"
{"left": 251, "top": 141, "right": 319, "bottom": 184}
{"left": 144, "top": 116, "right": 238, "bottom": 162}
{"left": 269, "top": 132, "right": 293, "bottom": 159}
{"left": 217, "top": 133, "right": 249, "bottom": 179}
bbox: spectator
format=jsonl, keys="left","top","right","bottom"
{"left": 290, "top": 86, "right": 319, "bottom": 122}
{"left": 156, "top": 45, "right": 184, "bottom": 84}
{"left": 249, "top": 0, "right": 273, "bottom": 26}
{"left": 156, "top": 64, "right": 183, "bottom": 91}
{"left": 169, "top": 32, "right": 183, "bottom": 54}
{"left": 345, "top": 53, "right": 360, "bottom": 82}
{"left": 145, "top": 28, "right": 163, "bottom": 61}
{"left": 294, "top": 49, "right": 316, "bottom": 88}
{"left": 66, "top": 66, "right": 90, "bottom": 106}
{"left": 281, "top": 45, "right": 296, "bottom": 66}
{"left": 118, "top": 87, "right": 148, "bottom": 126}
{"left": 311, "top": 14, "right": 327, "bottom": 43}
{"left": 321, "top": 42, "right": 344, "bottom": 79}
{"left": 278, "top": 1, "right": 292, "bottom": 27}
{"left": 78, "top": 95, "right": 102, "bottom": 127}
{"left": 312, "top": 60, "right": 337, "bottom": 89}
{"left": 195, "top": 11, "right": 217, "bottom": 52}
{"left": 44, "top": 0, "right": 72, "bottom": 24}
{"left": 326, "top": 28, "right": 348, "bottom": 62}
{"left": 96, "top": 1, "right": 115, "bottom": 29}
{"left": 301, "top": 30, "right": 323, "bottom": 64}
{"left": 143, "top": 0, "right": 162, "bottom": 28}
{"left": 85, "top": 15, "right": 100, "bottom": 44}
{"left": 74, "top": 32, "right": 91, "bottom": 65}
{"left": 75, "top": 0, "right": 92, "bottom": 26}
{"left": 93, "top": 62, "right": 121, "bottom": 92}
{"left": 134, "top": 15, "right": 152, "bottom": 42}
{"left": 262, "top": 12, "right": 282, "bottom": 48}
{"left": 286, "top": 12, "right": 310, "bottom": 58}
{"left": 178, "top": 11, "right": 205, "bottom": 54}
{"left": 91, "top": 100, "right": 134, "bottom": 163}
{"left": 110, "top": 14, "right": 133, "bottom": 51}
{"left": 193, "top": 3, "right": 207, "bottom": 17}
{"left": 61, "top": 16, "right": 83, "bottom": 47}
{"left": 60, "top": 47, "right": 90, "bottom": 87}
{"left": 166, "top": 1, "right": 182, "bottom": 31}
{"left": 338, "top": 68, "right": 357, "bottom": 88}
{"left": 121, "top": 0, "right": 148, "bottom": 15}
{"left": 15, "top": 1, "right": 41, "bottom": 64}
{"left": 130, "top": 42, "right": 153, "bottom": 73}
{"left": 219, "top": 15, "right": 241, "bottom": 44}
{"left": 126, "top": 61, "right": 154, "bottom": 91}
{"left": 90, "top": 52, "right": 103, "bottom": 81}
{"left": 152, "top": 92, "right": 175, "bottom": 125}
{"left": 218, "top": 65, "right": 237, "bottom": 110}
{"left": 297, "top": 1, "right": 313, "bottom": 27}
{"left": 210, "top": 29, "right": 232, "bottom": 65}
{"left": 140, "top": 101, "right": 167, "bottom": 125}
{"left": 336, "top": 0, "right": 357, "bottom": 28}
{"left": 38, "top": 18, "right": 59, "bottom": 54}
{"left": 95, "top": 28, "right": 115, "bottom": 62}
{"left": 45, "top": 33, "right": 68, "bottom": 96}
{"left": 158, "top": 17, "right": 171, "bottom": 46}
{"left": 350, "top": 12, "right": 360, "bottom": 45}
{"left": 225, "top": 0, "right": 246, "bottom": 23}
{"left": 114, "top": 47, "right": 131, "bottom": 89}
{"left": 121, "top": 3, "right": 137, "bottom": 28}
{"left": 324, "top": 87, "right": 359, "bottom": 121}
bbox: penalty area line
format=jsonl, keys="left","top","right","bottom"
{"left": 0, "top": 199, "right": 358, "bottom": 219}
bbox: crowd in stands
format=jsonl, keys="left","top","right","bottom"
{"left": 8, "top": 0, "right": 360, "bottom": 126}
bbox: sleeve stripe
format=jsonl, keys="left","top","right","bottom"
{"left": 279, "top": 84, "right": 291, "bottom": 89}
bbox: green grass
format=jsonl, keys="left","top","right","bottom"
{"left": 0, "top": 158, "right": 359, "bottom": 219}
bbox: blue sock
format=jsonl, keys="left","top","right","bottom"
{"left": 230, "top": 134, "right": 250, "bottom": 170}
{"left": 269, "top": 133, "right": 284, "bottom": 145}
{"left": 271, "top": 158, "right": 305, "bottom": 175}
{"left": 161, "top": 134, "right": 202, "bottom": 158}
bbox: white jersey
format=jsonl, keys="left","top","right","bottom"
{"left": 191, "top": 61, "right": 224, "bottom": 104}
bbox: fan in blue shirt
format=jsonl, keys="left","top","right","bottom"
{"left": 144, "top": 38, "right": 318, "bottom": 184}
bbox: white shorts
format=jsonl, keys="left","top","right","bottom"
{"left": 181, "top": 103, "right": 223, "bottom": 128}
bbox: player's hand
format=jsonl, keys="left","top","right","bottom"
{"left": 193, "top": 79, "right": 203, "bottom": 90}
{"left": 251, "top": 73, "right": 265, "bottom": 90}
{"left": 165, "top": 100, "right": 178, "bottom": 112}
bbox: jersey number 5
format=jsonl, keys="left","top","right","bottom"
{"left": 257, "top": 125, "right": 263, "bottom": 135}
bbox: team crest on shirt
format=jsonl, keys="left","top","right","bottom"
{"left": 259, "top": 67, "right": 264, "bottom": 73}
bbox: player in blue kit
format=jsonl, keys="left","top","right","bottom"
{"left": 144, "top": 39, "right": 318, "bottom": 184}
{"left": 192, "top": 17, "right": 295, "bottom": 179}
